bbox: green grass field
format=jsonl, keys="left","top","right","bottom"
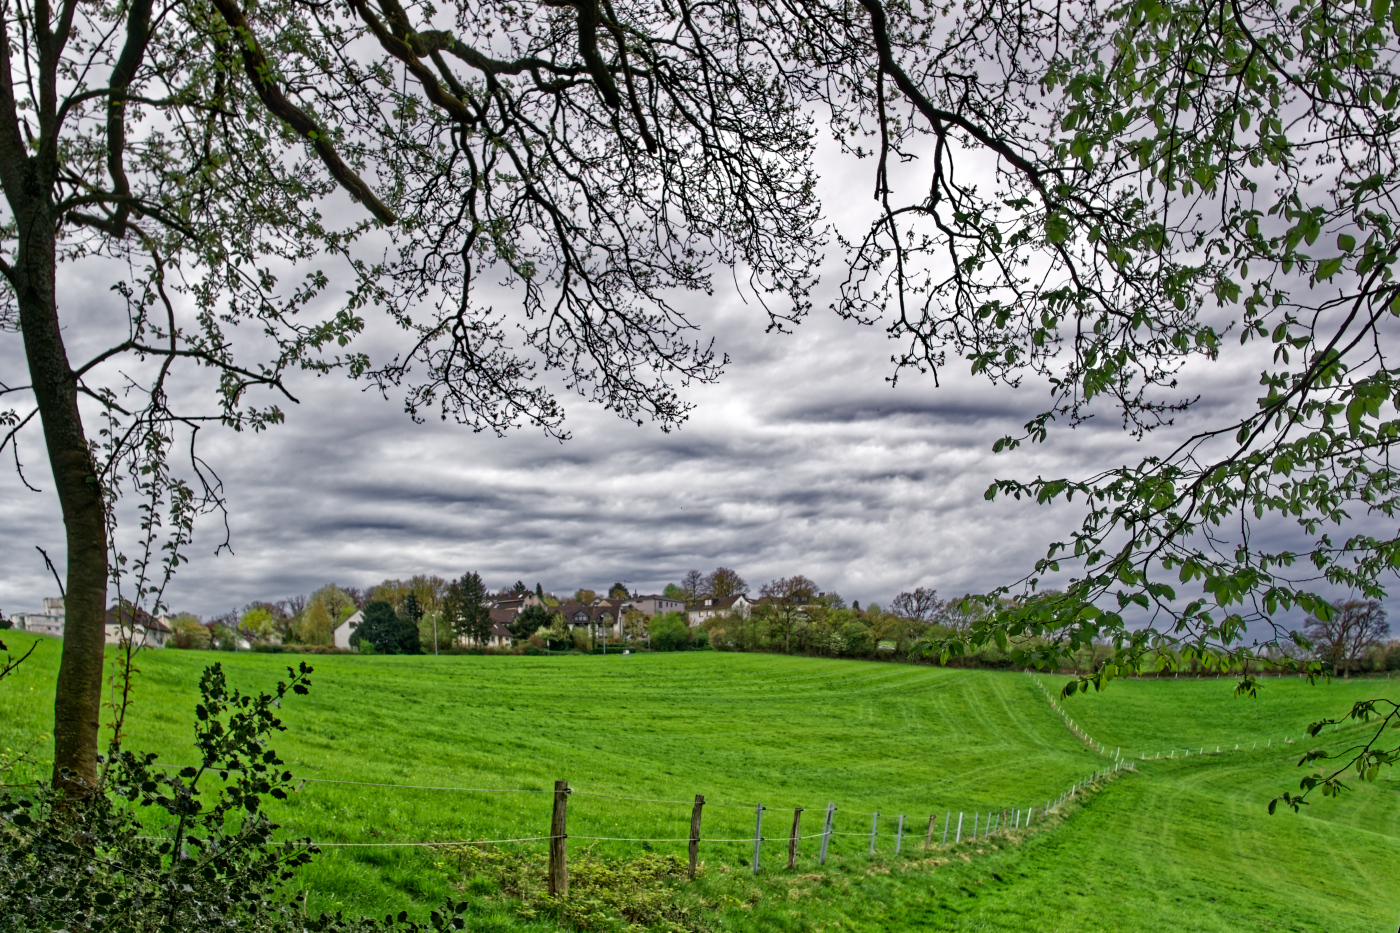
{"left": 2, "top": 631, "right": 1397, "bottom": 931}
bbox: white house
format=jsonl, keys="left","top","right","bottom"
{"left": 333, "top": 610, "right": 364, "bottom": 650}
{"left": 12, "top": 597, "right": 65, "bottom": 637}
{"left": 686, "top": 594, "right": 751, "bottom": 627}
{"left": 627, "top": 594, "right": 686, "bottom": 617}
{"left": 11, "top": 598, "right": 168, "bottom": 647}
{"left": 105, "top": 603, "right": 170, "bottom": 648}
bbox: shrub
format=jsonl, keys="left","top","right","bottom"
{"left": 169, "top": 615, "right": 211, "bottom": 650}
{"left": 651, "top": 613, "right": 691, "bottom": 651}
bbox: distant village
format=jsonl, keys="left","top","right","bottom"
{"left": 1, "top": 568, "right": 940, "bottom": 659}
{"left": 7, "top": 569, "right": 1397, "bottom": 672}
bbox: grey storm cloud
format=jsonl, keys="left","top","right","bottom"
{"left": 3, "top": 153, "right": 1388, "bottom": 630}
{"left": 2, "top": 275, "right": 1097, "bottom": 615}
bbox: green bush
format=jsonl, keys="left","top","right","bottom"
{"left": 650, "top": 613, "right": 691, "bottom": 651}
{"left": 169, "top": 615, "right": 211, "bottom": 650}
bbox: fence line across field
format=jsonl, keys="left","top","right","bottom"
{"left": 1026, "top": 673, "right": 1330, "bottom": 762}
{"left": 134, "top": 678, "right": 1141, "bottom": 895}
{"left": 159, "top": 760, "right": 1132, "bottom": 894}
{"left": 148, "top": 755, "right": 1136, "bottom": 865}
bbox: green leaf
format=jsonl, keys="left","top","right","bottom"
{"left": 1045, "top": 213, "right": 1071, "bottom": 245}
{"left": 1315, "top": 256, "right": 1345, "bottom": 280}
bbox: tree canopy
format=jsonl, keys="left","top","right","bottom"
{"left": 443, "top": 572, "right": 492, "bottom": 646}
{"left": 353, "top": 601, "right": 421, "bottom": 655}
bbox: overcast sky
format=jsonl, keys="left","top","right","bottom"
{"left": 1, "top": 144, "right": 1387, "bottom": 628}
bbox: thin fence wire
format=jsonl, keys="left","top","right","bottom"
{"left": 301, "top": 778, "right": 551, "bottom": 793}
{"left": 149, "top": 763, "right": 873, "bottom": 814}
{"left": 121, "top": 764, "right": 1130, "bottom": 852}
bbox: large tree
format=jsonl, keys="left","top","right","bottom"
{"left": 678, "top": 571, "right": 707, "bottom": 601}
{"left": 890, "top": 588, "right": 945, "bottom": 625}
{"left": 759, "top": 574, "right": 817, "bottom": 653}
{"left": 811, "top": 0, "right": 1400, "bottom": 801}
{"left": 354, "top": 600, "right": 421, "bottom": 654}
{"left": 443, "top": 571, "right": 491, "bottom": 646}
{"left": 1, "top": 0, "right": 820, "bottom": 791}
{"left": 1304, "top": 600, "right": 1390, "bottom": 678}
{"left": 704, "top": 567, "right": 747, "bottom": 598}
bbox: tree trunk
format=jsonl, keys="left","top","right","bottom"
{"left": 13, "top": 188, "right": 110, "bottom": 795}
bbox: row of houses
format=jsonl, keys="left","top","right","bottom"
{"left": 523, "top": 592, "right": 750, "bottom": 636}
{"left": 8, "top": 598, "right": 171, "bottom": 648}
{"left": 10, "top": 590, "right": 757, "bottom": 652}
{"left": 332, "top": 592, "right": 750, "bottom": 649}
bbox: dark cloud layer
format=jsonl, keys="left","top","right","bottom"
{"left": 2, "top": 279, "right": 1095, "bottom": 616}
{"left": 2, "top": 168, "right": 1389, "bottom": 637}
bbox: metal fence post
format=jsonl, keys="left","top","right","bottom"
{"left": 787, "top": 807, "right": 802, "bottom": 870}
{"left": 752, "top": 804, "right": 765, "bottom": 876}
{"left": 819, "top": 803, "right": 835, "bottom": 865}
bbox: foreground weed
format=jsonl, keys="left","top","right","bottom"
{"left": 441, "top": 846, "right": 712, "bottom": 933}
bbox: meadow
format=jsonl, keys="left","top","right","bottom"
{"left": 1, "top": 630, "right": 1397, "bottom": 932}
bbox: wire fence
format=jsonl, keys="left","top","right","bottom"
{"left": 1027, "top": 672, "right": 1367, "bottom": 761}
{"left": 131, "top": 668, "right": 1193, "bottom": 884}
{"left": 147, "top": 733, "right": 1135, "bottom": 880}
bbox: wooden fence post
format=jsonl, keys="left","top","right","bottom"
{"left": 688, "top": 794, "right": 705, "bottom": 880}
{"left": 752, "top": 804, "right": 765, "bottom": 876}
{"left": 787, "top": 807, "right": 802, "bottom": 870}
{"left": 895, "top": 814, "right": 904, "bottom": 854}
{"left": 819, "top": 803, "right": 835, "bottom": 864}
{"left": 924, "top": 814, "right": 936, "bottom": 850}
{"left": 548, "top": 780, "right": 569, "bottom": 898}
